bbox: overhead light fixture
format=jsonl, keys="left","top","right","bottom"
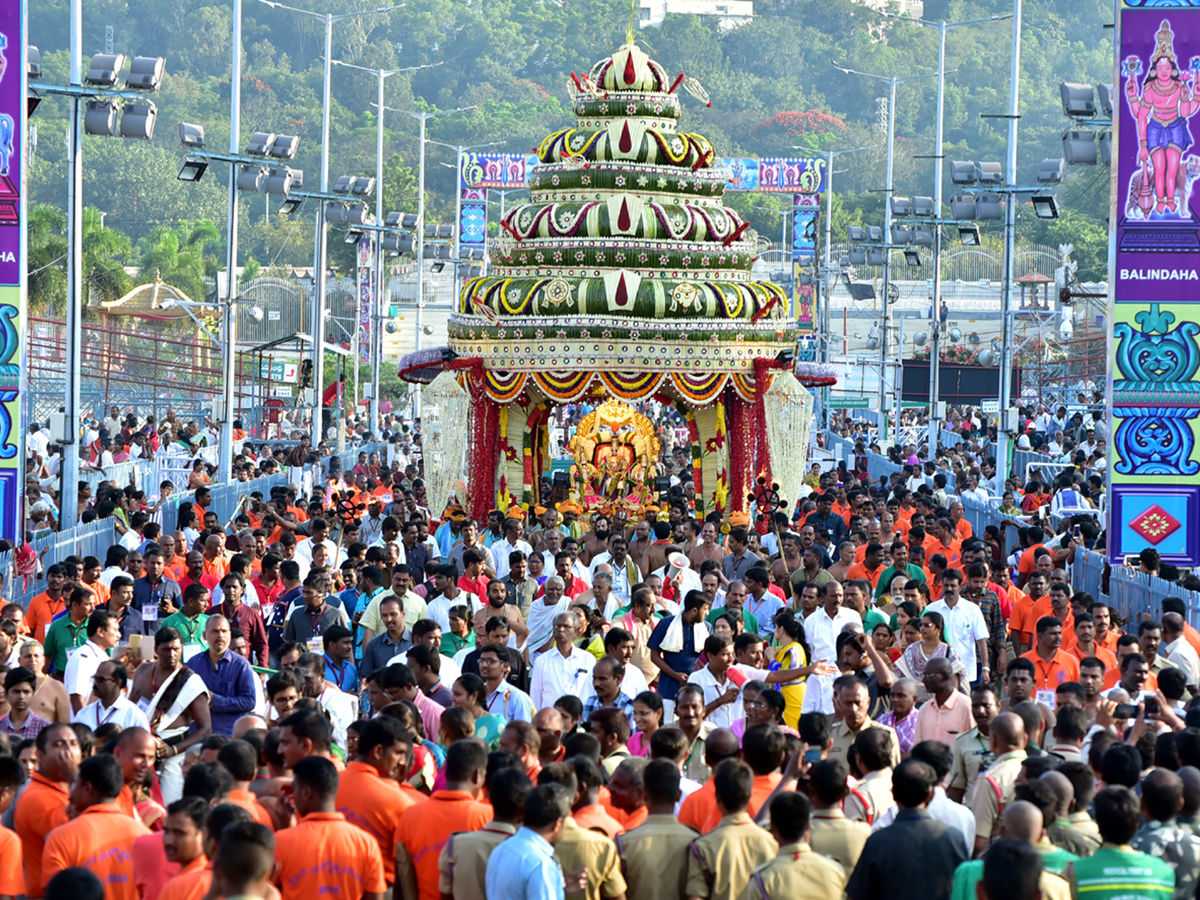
{"left": 386, "top": 212, "right": 420, "bottom": 229}
{"left": 959, "top": 225, "right": 981, "bottom": 246}
{"left": 333, "top": 175, "right": 358, "bottom": 194}
{"left": 1060, "top": 82, "right": 1096, "bottom": 118}
{"left": 277, "top": 195, "right": 303, "bottom": 215}
{"left": 1099, "top": 131, "right": 1112, "bottom": 166}
{"left": 976, "top": 162, "right": 1003, "bottom": 185}
{"left": 178, "top": 122, "right": 206, "bottom": 148}
{"left": 913, "top": 196, "right": 934, "bottom": 217}
{"left": 890, "top": 197, "right": 913, "bottom": 217}
{"left": 975, "top": 194, "right": 1004, "bottom": 221}
{"left": 950, "top": 194, "right": 977, "bottom": 220}
{"left": 268, "top": 134, "right": 300, "bottom": 159}
{"left": 848, "top": 248, "right": 867, "bottom": 265}
{"left": 431, "top": 261, "right": 446, "bottom": 273}
{"left": 126, "top": 56, "right": 166, "bottom": 91}
{"left": 27, "top": 46, "right": 42, "bottom": 79}
{"left": 866, "top": 225, "right": 884, "bottom": 243}
{"left": 1037, "top": 158, "right": 1065, "bottom": 184}
{"left": 949, "top": 327, "right": 963, "bottom": 342}
{"left": 177, "top": 156, "right": 208, "bottom": 182}
{"left": 85, "top": 53, "right": 126, "bottom": 88}
{"left": 904, "top": 248, "right": 921, "bottom": 267}
{"left": 351, "top": 176, "right": 376, "bottom": 196}
{"left": 237, "top": 165, "right": 267, "bottom": 193}
{"left": 345, "top": 229, "right": 365, "bottom": 244}
{"left": 1096, "top": 83, "right": 1114, "bottom": 118}
{"left": 911, "top": 226, "right": 933, "bottom": 248}
{"left": 950, "top": 161, "right": 978, "bottom": 186}
{"left": 1032, "top": 194, "right": 1060, "bottom": 219}
{"left": 83, "top": 99, "right": 120, "bottom": 136}
{"left": 1062, "top": 130, "right": 1097, "bottom": 165}
{"left": 847, "top": 226, "right": 866, "bottom": 242}
{"left": 890, "top": 226, "right": 912, "bottom": 245}
{"left": 866, "top": 249, "right": 885, "bottom": 266}
{"left": 119, "top": 100, "right": 157, "bottom": 139}
{"left": 246, "top": 132, "right": 277, "bottom": 156}
{"left": 913, "top": 331, "right": 927, "bottom": 346}
{"left": 263, "top": 166, "right": 298, "bottom": 195}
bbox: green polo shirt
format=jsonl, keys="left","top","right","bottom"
{"left": 706, "top": 605, "right": 760, "bottom": 635}
{"left": 873, "top": 563, "right": 927, "bottom": 600}
{"left": 43, "top": 614, "right": 89, "bottom": 673}
{"left": 159, "top": 611, "right": 210, "bottom": 651}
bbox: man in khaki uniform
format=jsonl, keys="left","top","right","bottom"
{"left": 685, "top": 759, "right": 778, "bottom": 900}
{"left": 438, "top": 767, "right": 527, "bottom": 900}
{"left": 948, "top": 685, "right": 1000, "bottom": 805}
{"left": 971, "top": 711, "right": 1028, "bottom": 856}
{"left": 738, "top": 792, "right": 847, "bottom": 900}
{"left": 842, "top": 729, "right": 894, "bottom": 824}
{"left": 807, "top": 759, "right": 872, "bottom": 874}
{"left": 539, "top": 762, "right": 628, "bottom": 900}
{"left": 828, "top": 677, "right": 901, "bottom": 769}
{"left": 617, "top": 760, "right": 698, "bottom": 900}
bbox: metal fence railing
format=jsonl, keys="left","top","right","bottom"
{"left": 1072, "top": 546, "right": 1200, "bottom": 630}
{"left": 959, "top": 494, "right": 1025, "bottom": 560}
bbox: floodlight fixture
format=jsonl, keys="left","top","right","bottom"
{"left": 27, "top": 46, "right": 41, "bottom": 79}
{"left": 277, "top": 195, "right": 303, "bottom": 215}
{"left": 866, "top": 249, "right": 885, "bottom": 266}
{"left": 1063, "top": 130, "right": 1097, "bottom": 165}
{"left": 268, "top": 134, "right": 300, "bottom": 159}
{"left": 799, "top": 271, "right": 814, "bottom": 286}
{"left": 1037, "top": 158, "right": 1065, "bottom": 184}
{"left": 913, "top": 331, "right": 927, "bottom": 346}
{"left": 1099, "top": 130, "right": 1112, "bottom": 166}
{"left": 904, "top": 248, "right": 921, "bottom": 267}
{"left": 865, "top": 225, "right": 884, "bottom": 243}
{"left": 913, "top": 196, "right": 934, "bottom": 218}
{"left": 848, "top": 248, "right": 867, "bottom": 265}
{"left": 424, "top": 224, "right": 454, "bottom": 239}
{"left": 126, "top": 56, "right": 166, "bottom": 91}
{"left": 976, "top": 162, "right": 1003, "bottom": 185}
{"left": 1060, "top": 82, "right": 1096, "bottom": 118}
{"left": 847, "top": 226, "right": 866, "bottom": 242}
{"left": 83, "top": 99, "right": 119, "bottom": 136}
{"left": 890, "top": 197, "right": 913, "bottom": 217}
{"left": 959, "top": 225, "right": 981, "bottom": 246}
{"left": 177, "top": 157, "right": 208, "bottom": 182}
{"left": 978, "top": 349, "right": 996, "bottom": 367}
{"left": 975, "top": 194, "right": 1003, "bottom": 221}
{"left": 333, "top": 175, "right": 358, "bottom": 194}
{"left": 345, "top": 229, "right": 365, "bottom": 245}
{"left": 385, "top": 321, "right": 399, "bottom": 334}
{"left": 119, "top": 101, "right": 157, "bottom": 139}
{"left": 179, "top": 123, "right": 206, "bottom": 148}
{"left": 1032, "top": 194, "right": 1060, "bottom": 219}
{"left": 1097, "top": 83, "right": 1114, "bottom": 118}
{"left": 237, "top": 166, "right": 267, "bottom": 193}
{"left": 950, "top": 161, "right": 978, "bottom": 185}
{"left": 949, "top": 327, "right": 963, "bottom": 342}
{"left": 950, "top": 193, "right": 977, "bottom": 221}
{"left": 890, "top": 226, "right": 912, "bottom": 245}
{"left": 85, "top": 53, "right": 126, "bottom": 88}
{"left": 263, "top": 166, "right": 298, "bottom": 195}
{"left": 350, "top": 176, "right": 376, "bottom": 196}
{"left": 911, "top": 226, "right": 933, "bottom": 248}
{"left": 246, "top": 132, "right": 276, "bottom": 156}
{"left": 431, "top": 261, "right": 446, "bottom": 273}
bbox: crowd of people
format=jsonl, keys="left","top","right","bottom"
{"left": 0, "top": 399, "right": 1192, "bottom": 900}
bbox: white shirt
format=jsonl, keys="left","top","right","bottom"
{"left": 872, "top": 787, "right": 975, "bottom": 847}
{"left": 64, "top": 640, "right": 109, "bottom": 701}
{"left": 687, "top": 666, "right": 743, "bottom": 729}
{"left": 99, "top": 565, "right": 125, "bottom": 587}
{"left": 962, "top": 487, "right": 990, "bottom": 504}
{"left": 801, "top": 606, "right": 863, "bottom": 715}
{"left": 73, "top": 694, "right": 151, "bottom": 731}
{"left": 295, "top": 537, "right": 343, "bottom": 567}
{"left": 425, "top": 592, "right": 484, "bottom": 632}
{"left": 530, "top": 645, "right": 596, "bottom": 709}
{"left": 622, "top": 664, "right": 649, "bottom": 699}
{"left": 319, "top": 686, "right": 358, "bottom": 751}
{"left": 1166, "top": 637, "right": 1200, "bottom": 688}
{"left": 491, "top": 540, "right": 534, "bottom": 581}
{"left": 591, "top": 553, "right": 642, "bottom": 604}
{"left": 926, "top": 597, "right": 990, "bottom": 676}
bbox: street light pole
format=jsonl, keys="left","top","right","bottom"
{"left": 817, "top": 146, "right": 868, "bottom": 431}
{"left": 257, "top": 1, "right": 401, "bottom": 441}
{"left": 332, "top": 61, "right": 441, "bottom": 436}
{"left": 997, "top": 0, "right": 1023, "bottom": 491}
{"left": 62, "top": 0, "right": 83, "bottom": 528}
{"left": 428, "top": 139, "right": 505, "bottom": 302}
{"left": 218, "top": 0, "right": 242, "bottom": 485}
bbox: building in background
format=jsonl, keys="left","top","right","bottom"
{"left": 639, "top": 0, "right": 754, "bottom": 30}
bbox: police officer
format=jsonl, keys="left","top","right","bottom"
{"left": 972, "top": 711, "right": 1029, "bottom": 855}
{"left": 616, "top": 760, "right": 698, "bottom": 900}
{"left": 685, "top": 759, "right": 777, "bottom": 900}
{"left": 738, "top": 792, "right": 846, "bottom": 900}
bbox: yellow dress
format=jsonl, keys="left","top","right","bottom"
{"left": 772, "top": 640, "right": 808, "bottom": 729}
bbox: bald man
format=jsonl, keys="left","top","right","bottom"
{"left": 533, "top": 707, "right": 566, "bottom": 767}
{"left": 1040, "top": 771, "right": 1094, "bottom": 858}
{"left": 113, "top": 727, "right": 159, "bottom": 822}
{"left": 950, "top": 801, "right": 1072, "bottom": 900}
{"left": 233, "top": 714, "right": 269, "bottom": 739}
{"left": 973, "top": 712, "right": 1028, "bottom": 855}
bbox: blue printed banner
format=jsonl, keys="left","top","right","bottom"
{"left": 0, "top": 3, "right": 24, "bottom": 543}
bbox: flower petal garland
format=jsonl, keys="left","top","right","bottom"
{"left": 422, "top": 371, "right": 472, "bottom": 520}
{"left": 763, "top": 371, "right": 814, "bottom": 511}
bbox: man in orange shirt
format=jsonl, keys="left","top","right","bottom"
{"left": 211, "top": 820, "right": 277, "bottom": 900}
{"left": 394, "top": 738, "right": 492, "bottom": 900}
{"left": 42, "top": 753, "right": 150, "bottom": 899}
{"left": 699, "top": 723, "right": 784, "bottom": 833}
{"left": 26, "top": 565, "right": 68, "bottom": 643}
{"left": 1009, "top": 572, "right": 1051, "bottom": 657}
{"left": 336, "top": 716, "right": 419, "bottom": 886}
{"left": 14, "top": 722, "right": 80, "bottom": 899}
{"left": 675, "top": 727, "right": 740, "bottom": 831}
{"left": 274, "top": 756, "right": 386, "bottom": 900}
{"left": 217, "top": 740, "right": 275, "bottom": 829}
{"left": 1020, "top": 616, "right": 1080, "bottom": 700}
{"left": 156, "top": 797, "right": 210, "bottom": 900}
{"left": 1015, "top": 527, "right": 1048, "bottom": 587}
{"left": 569, "top": 755, "right": 625, "bottom": 838}
{"left": 113, "top": 727, "right": 158, "bottom": 820}
{"left": 949, "top": 502, "right": 973, "bottom": 542}
{"left": 157, "top": 803, "right": 256, "bottom": 900}
{"left": 0, "top": 756, "right": 25, "bottom": 899}
{"left": 846, "top": 543, "right": 887, "bottom": 591}
{"left": 1090, "top": 601, "right": 1121, "bottom": 653}
{"left": 1070, "top": 612, "right": 1119, "bottom": 673}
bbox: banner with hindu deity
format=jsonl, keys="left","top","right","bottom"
{"left": 1109, "top": 0, "right": 1200, "bottom": 565}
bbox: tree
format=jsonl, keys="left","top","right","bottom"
{"left": 136, "top": 220, "right": 222, "bottom": 303}
{"left": 27, "top": 205, "right": 67, "bottom": 316}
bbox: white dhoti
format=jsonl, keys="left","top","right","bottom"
{"left": 140, "top": 667, "right": 209, "bottom": 805}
